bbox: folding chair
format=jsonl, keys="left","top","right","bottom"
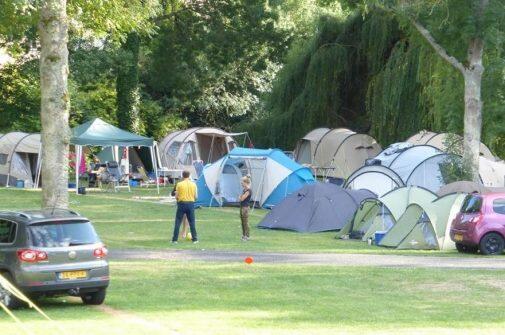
{"left": 102, "top": 161, "right": 129, "bottom": 192}
{"left": 137, "top": 166, "right": 155, "bottom": 187}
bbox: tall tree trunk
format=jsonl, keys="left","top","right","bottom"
{"left": 463, "top": 38, "right": 484, "bottom": 182}
{"left": 116, "top": 32, "right": 141, "bottom": 132}
{"left": 39, "top": 0, "right": 70, "bottom": 208}
{"left": 412, "top": 14, "right": 487, "bottom": 182}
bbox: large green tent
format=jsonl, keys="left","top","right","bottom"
{"left": 337, "top": 186, "right": 437, "bottom": 241}
{"left": 379, "top": 193, "right": 466, "bottom": 250}
{"left": 71, "top": 118, "right": 153, "bottom": 147}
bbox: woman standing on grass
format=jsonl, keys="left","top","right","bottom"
{"left": 238, "top": 176, "right": 252, "bottom": 241}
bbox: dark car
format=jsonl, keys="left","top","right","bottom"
{"left": 0, "top": 209, "right": 109, "bottom": 308}
{"left": 450, "top": 193, "right": 505, "bottom": 255}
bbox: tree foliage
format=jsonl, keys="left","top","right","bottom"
{"left": 244, "top": 4, "right": 505, "bottom": 158}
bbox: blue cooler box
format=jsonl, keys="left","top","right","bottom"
{"left": 16, "top": 180, "right": 25, "bottom": 188}
{"left": 374, "top": 231, "right": 388, "bottom": 245}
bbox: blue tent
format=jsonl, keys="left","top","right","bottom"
{"left": 196, "top": 148, "right": 315, "bottom": 208}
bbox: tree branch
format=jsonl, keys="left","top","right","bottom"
{"left": 411, "top": 19, "right": 466, "bottom": 74}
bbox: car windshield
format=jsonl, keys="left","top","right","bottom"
{"left": 29, "top": 221, "right": 100, "bottom": 248}
{"left": 461, "top": 195, "right": 483, "bottom": 214}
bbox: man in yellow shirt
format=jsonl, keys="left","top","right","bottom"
{"left": 172, "top": 170, "right": 199, "bottom": 243}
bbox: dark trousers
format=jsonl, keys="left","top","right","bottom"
{"left": 172, "top": 202, "right": 197, "bottom": 242}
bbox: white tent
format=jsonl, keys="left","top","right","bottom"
{"left": 347, "top": 144, "right": 454, "bottom": 193}
{"left": 0, "top": 132, "right": 41, "bottom": 188}
{"left": 159, "top": 127, "right": 248, "bottom": 178}
{"left": 345, "top": 165, "right": 404, "bottom": 197}
{"left": 479, "top": 156, "right": 505, "bottom": 187}
{"left": 196, "top": 148, "right": 315, "bottom": 208}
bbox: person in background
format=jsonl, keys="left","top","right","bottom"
{"left": 238, "top": 176, "right": 252, "bottom": 241}
{"left": 171, "top": 170, "right": 198, "bottom": 244}
{"left": 88, "top": 156, "right": 101, "bottom": 187}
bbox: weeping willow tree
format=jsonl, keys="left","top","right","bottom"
{"left": 243, "top": 7, "right": 505, "bottom": 158}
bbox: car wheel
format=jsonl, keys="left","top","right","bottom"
{"left": 455, "top": 243, "right": 478, "bottom": 253}
{"left": 81, "top": 288, "right": 106, "bottom": 305}
{"left": 0, "top": 273, "right": 25, "bottom": 309}
{"left": 479, "top": 233, "right": 505, "bottom": 255}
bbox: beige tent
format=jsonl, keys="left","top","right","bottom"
{"left": 407, "top": 130, "right": 495, "bottom": 160}
{"left": 379, "top": 193, "right": 466, "bottom": 250}
{"left": 437, "top": 181, "right": 489, "bottom": 197}
{"left": 0, "top": 132, "right": 41, "bottom": 188}
{"left": 479, "top": 156, "right": 505, "bottom": 188}
{"left": 337, "top": 186, "right": 437, "bottom": 241}
{"left": 293, "top": 128, "right": 330, "bottom": 165}
{"left": 296, "top": 128, "right": 381, "bottom": 179}
{"left": 159, "top": 127, "right": 246, "bottom": 177}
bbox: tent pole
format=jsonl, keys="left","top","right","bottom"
{"left": 34, "top": 145, "right": 42, "bottom": 189}
{"left": 154, "top": 142, "right": 163, "bottom": 169}
{"left": 113, "top": 145, "right": 119, "bottom": 162}
{"left": 253, "top": 158, "right": 267, "bottom": 211}
{"left": 75, "top": 145, "right": 81, "bottom": 195}
{"left": 126, "top": 147, "right": 131, "bottom": 192}
{"left": 210, "top": 156, "right": 227, "bottom": 207}
{"left": 35, "top": 157, "right": 42, "bottom": 189}
{"left": 150, "top": 146, "right": 159, "bottom": 195}
{"left": 208, "top": 135, "right": 215, "bottom": 163}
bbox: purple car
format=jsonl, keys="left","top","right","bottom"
{"left": 450, "top": 193, "right": 505, "bottom": 255}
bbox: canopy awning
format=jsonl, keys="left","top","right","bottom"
{"left": 71, "top": 118, "right": 154, "bottom": 147}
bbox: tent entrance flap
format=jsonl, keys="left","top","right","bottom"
{"left": 218, "top": 164, "right": 243, "bottom": 203}
{"left": 215, "top": 157, "right": 267, "bottom": 206}
{"left": 196, "top": 134, "right": 228, "bottom": 164}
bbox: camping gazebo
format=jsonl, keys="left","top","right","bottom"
{"left": 70, "top": 118, "right": 160, "bottom": 193}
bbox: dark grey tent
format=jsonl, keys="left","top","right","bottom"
{"left": 258, "top": 183, "right": 376, "bottom": 232}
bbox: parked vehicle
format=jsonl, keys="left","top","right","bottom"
{"left": 450, "top": 193, "right": 505, "bottom": 255}
{"left": 0, "top": 209, "right": 109, "bottom": 308}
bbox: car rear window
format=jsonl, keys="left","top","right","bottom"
{"left": 0, "top": 220, "right": 16, "bottom": 244}
{"left": 461, "top": 195, "right": 483, "bottom": 213}
{"left": 493, "top": 199, "right": 505, "bottom": 215}
{"left": 29, "top": 221, "right": 100, "bottom": 248}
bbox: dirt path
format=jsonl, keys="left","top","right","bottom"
{"left": 110, "top": 249, "right": 505, "bottom": 270}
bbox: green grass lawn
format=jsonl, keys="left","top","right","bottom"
{"left": 1, "top": 187, "right": 504, "bottom": 334}
{"left": 2, "top": 260, "right": 505, "bottom": 335}
{"left": 0, "top": 187, "right": 465, "bottom": 255}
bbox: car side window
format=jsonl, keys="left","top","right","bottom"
{"left": 0, "top": 219, "right": 16, "bottom": 244}
{"left": 492, "top": 199, "right": 505, "bottom": 215}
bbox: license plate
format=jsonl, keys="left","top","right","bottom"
{"left": 454, "top": 234, "right": 464, "bottom": 242}
{"left": 59, "top": 270, "right": 87, "bottom": 280}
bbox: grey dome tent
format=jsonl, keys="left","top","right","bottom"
{"left": 159, "top": 127, "right": 248, "bottom": 178}
{"left": 258, "top": 183, "right": 376, "bottom": 232}
{"left": 294, "top": 128, "right": 381, "bottom": 179}
{"left": 0, "top": 132, "right": 41, "bottom": 188}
